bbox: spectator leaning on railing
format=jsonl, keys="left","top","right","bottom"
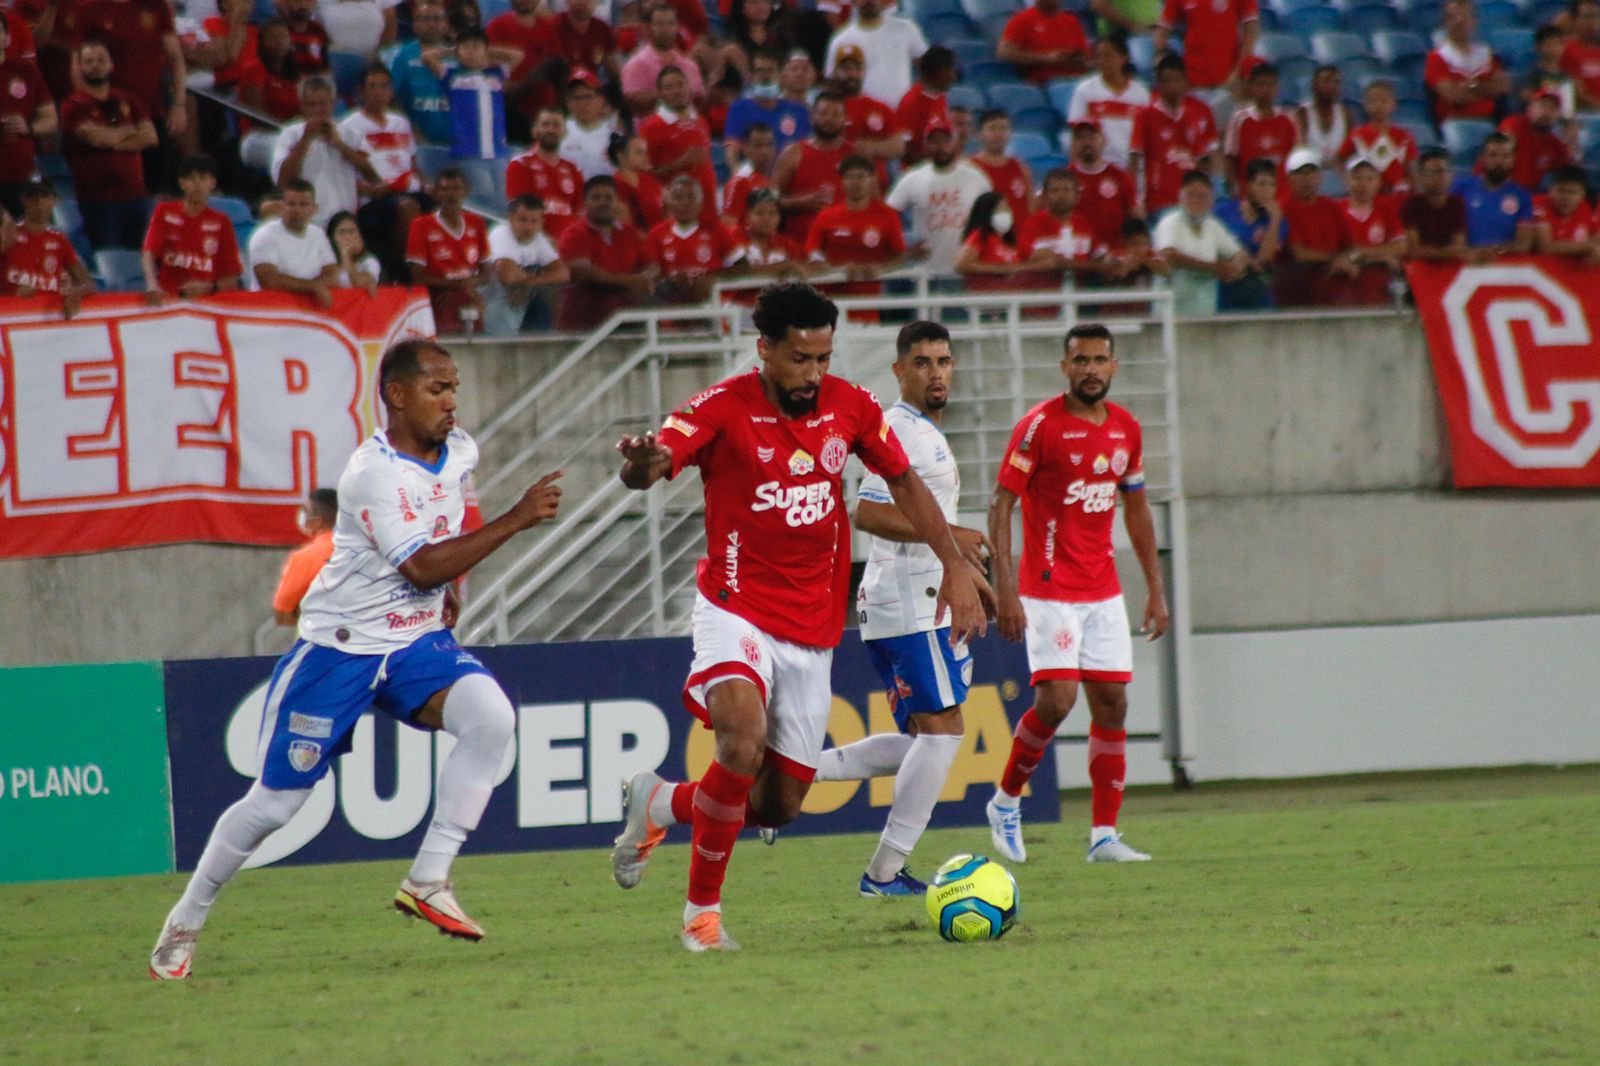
{"left": 142, "top": 155, "right": 244, "bottom": 302}
{"left": 1152, "top": 169, "right": 1246, "bottom": 316}
{"left": 328, "top": 211, "right": 382, "bottom": 296}
{"left": 0, "top": 16, "right": 55, "bottom": 220}
{"left": 806, "top": 153, "right": 913, "bottom": 302}
{"left": 1532, "top": 164, "right": 1600, "bottom": 263}
{"left": 733, "top": 186, "right": 806, "bottom": 277}
{"left": 556, "top": 174, "right": 658, "bottom": 330}
{"left": 1451, "top": 132, "right": 1534, "bottom": 261}
{"left": 1067, "top": 118, "right": 1139, "bottom": 256}
{"left": 1337, "top": 157, "right": 1407, "bottom": 307}
{"left": 1, "top": 181, "right": 92, "bottom": 319}
{"left": 407, "top": 167, "right": 491, "bottom": 333}
{"left": 1213, "top": 156, "right": 1284, "bottom": 311}
{"left": 249, "top": 178, "right": 340, "bottom": 306}
{"left": 1401, "top": 147, "right": 1470, "bottom": 262}
{"left": 647, "top": 173, "right": 743, "bottom": 304}
{"left": 1276, "top": 147, "right": 1352, "bottom": 308}
{"left": 486, "top": 193, "right": 569, "bottom": 333}
{"left": 1019, "top": 167, "right": 1116, "bottom": 288}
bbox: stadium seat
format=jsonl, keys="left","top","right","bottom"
{"left": 416, "top": 144, "right": 453, "bottom": 182}
{"left": 1342, "top": 3, "right": 1401, "bottom": 35}
{"left": 95, "top": 250, "right": 145, "bottom": 292}
{"left": 1372, "top": 30, "right": 1430, "bottom": 65}
{"left": 211, "top": 196, "right": 255, "bottom": 230}
{"left": 1127, "top": 35, "right": 1157, "bottom": 72}
{"left": 960, "top": 0, "right": 1020, "bottom": 24}
{"left": 329, "top": 52, "right": 370, "bottom": 101}
{"left": 1337, "top": 56, "right": 1385, "bottom": 83}
{"left": 978, "top": 11, "right": 1013, "bottom": 39}
{"left": 1011, "top": 105, "right": 1062, "bottom": 137}
{"left": 1025, "top": 152, "right": 1067, "bottom": 176}
{"left": 1268, "top": 0, "right": 1328, "bottom": 13}
{"left": 967, "top": 59, "right": 1015, "bottom": 87}
{"left": 1442, "top": 118, "right": 1493, "bottom": 165}
{"left": 1400, "top": 1, "right": 1443, "bottom": 32}
{"left": 947, "top": 84, "right": 986, "bottom": 113}
{"left": 1393, "top": 100, "right": 1436, "bottom": 128}
{"left": 1008, "top": 131, "right": 1054, "bottom": 158}
{"left": 986, "top": 81, "right": 1047, "bottom": 112}
{"left": 1487, "top": 28, "right": 1535, "bottom": 65}
{"left": 1319, "top": 168, "right": 1346, "bottom": 196}
{"left": 948, "top": 38, "right": 992, "bottom": 70}
{"left": 925, "top": 12, "right": 976, "bottom": 40}
{"left": 1531, "top": 0, "right": 1568, "bottom": 27}
{"left": 1276, "top": 55, "right": 1319, "bottom": 85}
{"left": 1046, "top": 77, "right": 1080, "bottom": 114}
{"left": 915, "top": 0, "right": 969, "bottom": 19}
{"left": 52, "top": 198, "right": 93, "bottom": 267}
{"left": 1399, "top": 120, "right": 1443, "bottom": 150}
{"left": 479, "top": 0, "right": 511, "bottom": 19}
{"left": 1311, "top": 31, "right": 1370, "bottom": 65}
{"left": 1574, "top": 113, "right": 1600, "bottom": 156}
{"left": 1475, "top": 0, "right": 1517, "bottom": 27}
{"left": 1284, "top": 6, "right": 1341, "bottom": 36}
{"left": 1255, "top": 32, "right": 1311, "bottom": 64}
{"left": 37, "top": 153, "right": 70, "bottom": 181}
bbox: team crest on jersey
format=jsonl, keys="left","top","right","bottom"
{"left": 863, "top": 228, "right": 881, "bottom": 248}
{"left": 287, "top": 740, "right": 322, "bottom": 773}
{"left": 740, "top": 634, "right": 762, "bottom": 666}
{"left": 1111, "top": 450, "right": 1129, "bottom": 476}
{"left": 1099, "top": 178, "right": 1118, "bottom": 198}
{"left": 1501, "top": 196, "right": 1520, "bottom": 216}
{"left": 1093, "top": 454, "right": 1110, "bottom": 474}
{"left": 432, "top": 515, "right": 450, "bottom": 537}
{"left": 8, "top": 78, "right": 24, "bottom": 99}
{"left": 788, "top": 448, "right": 815, "bottom": 476}
{"left": 757, "top": 445, "right": 775, "bottom": 463}
{"left": 820, "top": 436, "right": 848, "bottom": 474}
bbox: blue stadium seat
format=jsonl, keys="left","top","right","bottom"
{"left": 1026, "top": 152, "right": 1067, "bottom": 176}
{"left": 37, "top": 153, "right": 70, "bottom": 181}
{"left": 1256, "top": 7, "right": 1280, "bottom": 31}
{"left": 987, "top": 81, "right": 1047, "bottom": 111}
{"left": 1337, "top": 56, "right": 1385, "bottom": 83}
{"left": 967, "top": 59, "right": 1015, "bottom": 86}
{"left": 1011, "top": 105, "right": 1062, "bottom": 137}
{"left": 1393, "top": 100, "right": 1436, "bottom": 128}
{"left": 416, "top": 144, "right": 453, "bottom": 182}
{"left": 210, "top": 196, "right": 255, "bottom": 230}
{"left": 979, "top": 11, "right": 1013, "bottom": 39}
{"left": 915, "top": 0, "right": 969, "bottom": 19}
{"left": 961, "top": 0, "right": 1020, "bottom": 23}
{"left": 947, "top": 84, "right": 986, "bottom": 113}
{"left": 1574, "top": 113, "right": 1600, "bottom": 156}
{"left": 1276, "top": 55, "right": 1319, "bottom": 85}
{"left": 1530, "top": 0, "right": 1568, "bottom": 27}
{"left": 1127, "top": 35, "right": 1157, "bottom": 72}
{"left": 1008, "top": 131, "right": 1054, "bottom": 158}
{"left": 948, "top": 38, "right": 992, "bottom": 70}
{"left": 1269, "top": 0, "right": 1329, "bottom": 13}
{"left": 52, "top": 197, "right": 93, "bottom": 268}
{"left": 1255, "top": 32, "right": 1311, "bottom": 64}
{"left": 329, "top": 52, "right": 370, "bottom": 101}
{"left": 1046, "top": 77, "right": 1079, "bottom": 114}
{"left": 1343, "top": 3, "right": 1401, "bottom": 34}
{"left": 479, "top": 0, "right": 512, "bottom": 20}
{"left": 1373, "top": 30, "right": 1430, "bottom": 65}
{"left": 1475, "top": 0, "right": 1518, "bottom": 28}
{"left": 1400, "top": 1, "right": 1442, "bottom": 32}
{"left": 1311, "top": 31, "right": 1370, "bottom": 65}
{"left": 95, "top": 250, "right": 145, "bottom": 292}
{"left": 1442, "top": 118, "right": 1493, "bottom": 165}
{"left": 925, "top": 12, "right": 976, "bottom": 40}
{"left": 1488, "top": 27, "right": 1535, "bottom": 65}
{"left": 1399, "top": 120, "right": 1443, "bottom": 149}
{"left": 1286, "top": 6, "right": 1342, "bottom": 36}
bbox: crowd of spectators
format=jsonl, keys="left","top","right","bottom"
{"left": 0, "top": 0, "right": 1595, "bottom": 329}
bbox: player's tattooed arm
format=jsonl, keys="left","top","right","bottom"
{"left": 987, "top": 485, "right": 1027, "bottom": 643}
{"left": 885, "top": 468, "right": 989, "bottom": 644}
{"left": 616, "top": 432, "right": 675, "bottom": 490}
{"left": 1121, "top": 489, "right": 1169, "bottom": 641}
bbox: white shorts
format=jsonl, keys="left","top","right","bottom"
{"left": 684, "top": 593, "right": 834, "bottom": 781}
{"left": 1020, "top": 594, "right": 1133, "bottom": 686}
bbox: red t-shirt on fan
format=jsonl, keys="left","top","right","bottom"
{"left": 60, "top": 0, "right": 176, "bottom": 114}
{"left": 1533, "top": 194, "right": 1596, "bottom": 242}
{"left": 0, "top": 55, "right": 50, "bottom": 184}
{"left": 782, "top": 139, "right": 855, "bottom": 239}
{"left": 657, "top": 370, "right": 910, "bottom": 648}
{"left": 638, "top": 107, "right": 719, "bottom": 226}
{"left": 1224, "top": 104, "right": 1301, "bottom": 180}
{"left": 996, "top": 397, "right": 1146, "bottom": 602}
{"left": 969, "top": 155, "right": 1033, "bottom": 223}
{"left": 647, "top": 219, "right": 740, "bottom": 277}
{"left": 1000, "top": 6, "right": 1089, "bottom": 84}
{"left": 505, "top": 151, "right": 585, "bottom": 238}
{"left": 0, "top": 225, "right": 79, "bottom": 293}
{"left": 1283, "top": 195, "right": 1346, "bottom": 254}
{"left": 1067, "top": 161, "right": 1135, "bottom": 250}
{"left": 1158, "top": 0, "right": 1258, "bottom": 88}
{"left": 59, "top": 89, "right": 149, "bottom": 201}
{"left": 1497, "top": 114, "right": 1572, "bottom": 192}
{"left": 407, "top": 211, "right": 490, "bottom": 331}
{"left": 142, "top": 202, "right": 243, "bottom": 293}
{"left": 1130, "top": 96, "right": 1219, "bottom": 213}
{"left": 721, "top": 163, "right": 771, "bottom": 221}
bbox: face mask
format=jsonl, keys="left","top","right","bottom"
{"left": 992, "top": 210, "right": 1013, "bottom": 235}
{"left": 752, "top": 81, "right": 780, "bottom": 100}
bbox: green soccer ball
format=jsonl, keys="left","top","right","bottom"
{"left": 925, "top": 853, "right": 1020, "bottom": 942}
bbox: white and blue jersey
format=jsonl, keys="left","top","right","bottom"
{"left": 856, "top": 401, "right": 971, "bottom": 722}
{"left": 258, "top": 428, "right": 494, "bottom": 788}
{"left": 442, "top": 64, "right": 508, "bottom": 161}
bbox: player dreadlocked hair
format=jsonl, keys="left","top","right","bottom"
{"left": 1065, "top": 323, "right": 1114, "bottom": 355}
{"left": 752, "top": 282, "right": 838, "bottom": 342}
{"left": 379, "top": 339, "right": 450, "bottom": 400}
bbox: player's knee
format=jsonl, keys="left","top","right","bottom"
{"left": 445, "top": 674, "right": 516, "bottom": 745}
{"left": 715, "top": 733, "right": 766, "bottom": 776}
{"left": 1033, "top": 684, "right": 1077, "bottom": 725}
{"left": 244, "top": 780, "right": 312, "bottom": 833}
{"left": 912, "top": 708, "right": 964, "bottom": 736}
{"left": 1087, "top": 687, "right": 1128, "bottom": 727}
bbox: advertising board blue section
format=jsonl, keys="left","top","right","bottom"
{"left": 163, "top": 632, "right": 1057, "bottom": 871}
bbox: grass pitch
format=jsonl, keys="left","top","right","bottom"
{"left": 4, "top": 766, "right": 1597, "bottom": 1065}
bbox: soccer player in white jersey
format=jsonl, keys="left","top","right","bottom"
{"left": 807, "top": 321, "right": 994, "bottom": 896}
{"left": 609, "top": 282, "right": 989, "bottom": 952}
{"left": 986, "top": 323, "right": 1169, "bottom": 864}
{"left": 148, "top": 340, "right": 563, "bottom": 980}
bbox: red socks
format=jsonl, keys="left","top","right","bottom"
{"left": 668, "top": 783, "right": 765, "bottom": 829}
{"left": 998, "top": 708, "right": 1056, "bottom": 798}
{"left": 1088, "top": 722, "right": 1127, "bottom": 827}
{"left": 686, "top": 760, "right": 754, "bottom": 907}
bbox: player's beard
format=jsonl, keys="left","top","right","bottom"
{"left": 775, "top": 384, "right": 819, "bottom": 416}
{"left": 924, "top": 390, "right": 948, "bottom": 410}
{"left": 1071, "top": 378, "right": 1109, "bottom": 404}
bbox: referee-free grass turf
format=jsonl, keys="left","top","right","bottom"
{"left": 3, "top": 766, "right": 1597, "bottom": 1065}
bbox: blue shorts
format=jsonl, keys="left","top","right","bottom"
{"left": 865, "top": 627, "right": 973, "bottom": 730}
{"left": 256, "top": 630, "right": 493, "bottom": 789}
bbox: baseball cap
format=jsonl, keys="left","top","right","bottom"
{"left": 1532, "top": 87, "right": 1561, "bottom": 104}
{"left": 1286, "top": 146, "right": 1321, "bottom": 172}
{"left": 1071, "top": 118, "right": 1101, "bottom": 134}
{"left": 925, "top": 115, "right": 954, "bottom": 137}
{"left": 836, "top": 44, "right": 866, "bottom": 66}
{"left": 568, "top": 68, "right": 602, "bottom": 90}
{"left": 1345, "top": 155, "right": 1379, "bottom": 173}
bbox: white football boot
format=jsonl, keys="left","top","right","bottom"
{"left": 148, "top": 918, "right": 198, "bottom": 981}
{"left": 682, "top": 911, "right": 741, "bottom": 952}
{"left": 611, "top": 771, "right": 668, "bottom": 889}
{"left": 985, "top": 797, "right": 1027, "bottom": 864}
{"left": 394, "top": 879, "right": 486, "bottom": 939}
{"left": 1087, "top": 831, "right": 1152, "bottom": 862}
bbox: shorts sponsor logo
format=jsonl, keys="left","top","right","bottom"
{"left": 740, "top": 634, "right": 761, "bottom": 666}
{"left": 288, "top": 712, "right": 334, "bottom": 738}
{"left": 788, "top": 448, "right": 815, "bottom": 476}
{"left": 287, "top": 740, "right": 322, "bottom": 773}
{"left": 1054, "top": 628, "right": 1075, "bottom": 651}
{"left": 1065, "top": 478, "right": 1117, "bottom": 512}
{"left": 820, "top": 436, "right": 848, "bottom": 474}
{"left": 455, "top": 652, "right": 482, "bottom": 666}
{"left": 751, "top": 480, "right": 836, "bottom": 526}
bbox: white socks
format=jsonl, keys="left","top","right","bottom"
{"left": 167, "top": 781, "right": 312, "bottom": 930}
{"left": 647, "top": 780, "right": 679, "bottom": 827}
{"left": 867, "top": 734, "right": 962, "bottom": 882}
{"left": 408, "top": 674, "right": 516, "bottom": 885}
{"left": 814, "top": 733, "right": 914, "bottom": 782}
{"left": 991, "top": 788, "right": 1020, "bottom": 810}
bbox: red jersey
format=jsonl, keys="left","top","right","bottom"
{"left": 487, "top": 13, "right": 557, "bottom": 116}
{"left": 3, "top": 11, "right": 34, "bottom": 61}
{"left": 142, "top": 202, "right": 243, "bottom": 293}
{"left": 504, "top": 151, "right": 585, "bottom": 238}
{"left": 0, "top": 54, "right": 49, "bottom": 183}
{"left": 1533, "top": 195, "right": 1596, "bottom": 243}
{"left": 0, "top": 225, "right": 79, "bottom": 294}
{"left": 555, "top": 219, "right": 650, "bottom": 329}
{"left": 1424, "top": 43, "right": 1501, "bottom": 121}
{"left": 895, "top": 85, "right": 949, "bottom": 161}
{"left": 1559, "top": 39, "right": 1600, "bottom": 105}
{"left": 658, "top": 370, "right": 910, "bottom": 648}
{"left": 1000, "top": 6, "right": 1089, "bottom": 84}
{"left": 1130, "top": 96, "right": 1220, "bottom": 213}
{"left": 782, "top": 139, "right": 854, "bottom": 239}
{"left": 647, "top": 219, "right": 740, "bottom": 278}
{"left": 60, "top": 89, "right": 149, "bottom": 202}
{"left": 1283, "top": 194, "right": 1346, "bottom": 254}
{"left": 961, "top": 231, "right": 1031, "bottom": 292}
{"left": 238, "top": 61, "right": 302, "bottom": 123}
{"left": 638, "top": 107, "right": 719, "bottom": 226}
{"left": 1224, "top": 105, "right": 1300, "bottom": 181}
{"left": 805, "top": 200, "right": 905, "bottom": 264}
{"left": 407, "top": 211, "right": 489, "bottom": 279}
{"left": 60, "top": 0, "right": 175, "bottom": 114}
{"left": 203, "top": 17, "right": 256, "bottom": 89}
{"left": 550, "top": 13, "right": 616, "bottom": 71}
{"left": 1339, "top": 122, "right": 1418, "bottom": 196}
{"left": 969, "top": 155, "right": 1033, "bottom": 222}
{"left": 616, "top": 171, "right": 665, "bottom": 230}
{"left": 288, "top": 21, "right": 330, "bottom": 72}
{"left": 844, "top": 93, "right": 898, "bottom": 142}
{"left": 735, "top": 229, "right": 802, "bottom": 267}
{"left": 1018, "top": 209, "right": 1101, "bottom": 260}
{"left": 1158, "top": 0, "right": 1258, "bottom": 88}
{"left": 996, "top": 397, "right": 1145, "bottom": 602}
{"left": 1337, "top": 198, "right": 1403, "bottom": 248}
{"left": 721, "top": 163, "right": 771, "bottom": 220}
{"left": 1067, "top": 161, "right": 1135, "bottom": 250}
{"left": 1498, "top": 114, "right": 1572, "bottom": 192}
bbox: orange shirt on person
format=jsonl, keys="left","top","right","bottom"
{"left": 272, "top": 530, "right": 334, "bottom": 615}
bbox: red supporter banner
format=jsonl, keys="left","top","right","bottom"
{"left": 0, "top": 290, "right": 435, "bottom": 559}
{"left": 1407, "top": 257, "right": 1600, "bottom": 489}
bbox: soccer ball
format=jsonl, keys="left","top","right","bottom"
{"left": 925, "top": 854, "right": 1019, "bottom": 942}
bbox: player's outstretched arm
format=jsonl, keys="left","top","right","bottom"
{"left": 856, "top": 500, "right": 993, "bottom": 567}
{"left": 1121, "top": 489, "right": 1170, "bottom": 641}
{"left": 397, "top": 471, "right": 564, "bottom": 590}
{"left": 987, "top": 485, "right": 1027, "bottom": 643}
{"left": 885, "top": 468, "right": 988, "bottom": 644}
{"left": 617, "top": 432, "right": 675, "bottom": 490}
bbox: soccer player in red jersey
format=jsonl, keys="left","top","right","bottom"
{"left": 610, "top": 281, "right": 988, "bottom": 951}
{"left": 1338, "top": 80, "right": 1418, "bottom": 199}
{"left": 1532, "top": 164, "right": 1600, "bottom": 262}
{"left": 773, "top": 91, "right": 855, "bottom": 240}
{"left": 1129, "top": 55, "right": 1219, "bottom": 215}
{"left": 637, "top": 65, "right": 719, "bottom": 227}
{"left": 1153, "top": 0, "right": 1258, "bottom": 90}
{"left": 1498, "top": 90, "right": 1574, "bottom": 193}
{"left": 1, "top": 180, "right": 91, "bottom": 318}
{"left": 648, "top": 174, "right": 743, "bottom": 302}
{"left": 1067, "top": 119, "right": 1139, "bottom": 254}
{"left": 141, "top": 155, "right": 243, "bottom": 301}
{"left": 997, "top": 0, "right": 1090, "bottom": 84}
{"left": 407, "top": 168, "right": 490, "bottom": 334}
{"left": 1224, "top": 62, "right": 1300, "bottom": 190}
{"left": 970, "top": 110, "right": 1035, "bottom": 223}
{"left": 1337, "top": 157, "right": 1406, "bottom": 306}
{"left": 505, "top": 108, "right": 586, "bottom": 239}
{"left": 1424, "top": 0, "right": 1509, "bottom": 121}
{"left": 986, "top": 323, "right": 1168, "bottom": 865}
